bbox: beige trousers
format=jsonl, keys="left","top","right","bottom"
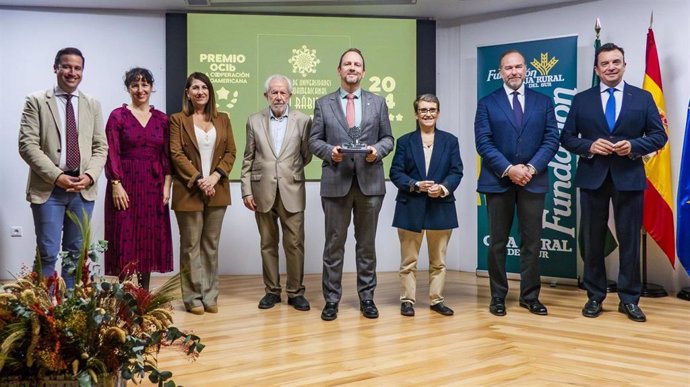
{"left": 398, "top": 228, "right": 452, "bottom": 305}
{"left": 255, "top": 190, "right": 305, "bottom": 297}
{"left": 175, "top": 206, "right": 227, "bottom": 310}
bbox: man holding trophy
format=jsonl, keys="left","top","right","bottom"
{"left": 309, "top": 48, "right": 394, "bottom": 321}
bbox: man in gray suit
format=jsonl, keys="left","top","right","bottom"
{"left": 309, "top": 48, "right": 394, "bottom": 321}
{"left": 18, "top": 47, "right": 108, "bottom": 288}
{"left": 241, "top": 74, "right": 312, "bottom": 312}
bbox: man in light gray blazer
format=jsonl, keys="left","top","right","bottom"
{"left": 18, "top": 47, "right": 108, "bottom": 288}
{"left": 241, "top": 74, "right": 312, "bottom": 312}
{"left": 309, "top": 48, "right": 394, "bottom": 321}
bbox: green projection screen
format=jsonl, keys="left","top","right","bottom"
{"left": 185, "top": 13, "right": 417, "bottom": 179}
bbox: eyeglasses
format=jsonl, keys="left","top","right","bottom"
{"left": 417, "top": 108, "right": 438, "bottom": 115}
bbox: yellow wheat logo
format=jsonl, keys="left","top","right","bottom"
{"left": 531, "top": 53, "right": 559, "bottom": 76}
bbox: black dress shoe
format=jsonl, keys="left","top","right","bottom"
{"left": 618, "top": 302, "right": 646, "bottom": 322}
{"left": 287, "top": 295, "right": 310, "bottom": 311}
{"left": 321, "top": 302, "right": 338, "bottom": 321}
{"left": 430, "top": 302, "right": 454, "bottom": 316}
{"left": 519, "top": 299, "right": 548, "bottom": 315}
{"left": 400, "top": 302, "right": 415, "bottom": 316}
{"left": 489, "top": 297, "right": 506, "bottom": 316}
{"left": 258, "top": 293, "right": 281, "bottom": 309}
{"left": 582, "top": 299, "right": 603, "bottom": 318}
{"left": 360, "top": 300, "right": 379, "bottom": 319}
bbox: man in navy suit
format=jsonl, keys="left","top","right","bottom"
{"left": 390, "top": 94, "right": 463, "bottom": 317}
{"left": 561, "top": 43, "right": 667, "bottom": 322}
{"left": 474, "top": 49, "right": 559, "bottom": 317}
{"left": 309, "top": 48, "right": 394, "bottom": 321}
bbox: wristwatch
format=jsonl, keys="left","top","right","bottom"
{"left": 111, "top": 180, "right": 121, "bottom": 186}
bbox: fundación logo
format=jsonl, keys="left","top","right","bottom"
{"left": 289, "top": 45, "right": 321, "bottom": 77}
{"left": 485, "top": 51, "right": 565, "bottom": 88}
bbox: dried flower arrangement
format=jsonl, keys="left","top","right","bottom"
{"left": 0, "top": 211, "right": 204, "bottom": 387}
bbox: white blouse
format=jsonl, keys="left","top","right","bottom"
{"left": 194, "top": 125, "right": 217, "bottom": 177}
{"left": 423, "top": 143, "right": 433, "bottom": 175}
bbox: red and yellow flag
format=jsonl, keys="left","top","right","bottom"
{"left": 642, "top": 27, "right": 675, "bottom": 266}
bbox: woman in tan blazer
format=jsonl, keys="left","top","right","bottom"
{"left": 170, "top": 72, "right": 236, "bottom": 314}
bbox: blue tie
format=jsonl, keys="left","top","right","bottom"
{"left": 605, "top": 87, "right": 616, "bottom": 131}
{"left": 512, "top": 91, "right": 523, "bottom": 127}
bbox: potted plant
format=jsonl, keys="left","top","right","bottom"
{"left": 0, "top": 211, "right": 204, "bottom": 387}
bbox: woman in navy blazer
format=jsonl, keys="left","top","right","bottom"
{"left": 390, "top": 94, "right": 463, "bottom": 317}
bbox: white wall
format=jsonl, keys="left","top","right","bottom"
{"left": 0, "top": 9, "right": 168, "bottom": 277}
{"left": 437, "top": 0, "right": 690, "bottom": 291}
{"left": 2, "top": 2, "right": 688, "bottom": 292}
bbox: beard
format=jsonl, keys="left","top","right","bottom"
{"left": 505, "top": 77, "right": 523, "bottom": 90}
{"left": 344, "top": 74, "right": 360, "bottom": 84}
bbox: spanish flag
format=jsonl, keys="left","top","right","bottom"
{"left": 642, "top": 27, "right": 675, "bottom": 266}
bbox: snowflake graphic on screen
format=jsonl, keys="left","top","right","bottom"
{"left": 289, "top": 45, "right": 320, "bottom": 77}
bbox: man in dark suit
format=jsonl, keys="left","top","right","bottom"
{"left": 18, "top": 47, "right": 108, "bottom": 288}
{"left": 474, "top": 49, "right": 559, "bottom": 317}
{"left": 390, "top": 94, "right": 463, "bottom": 317}
{"left": 241, "top": 74, "right": 312, "bottom": 312}
{"left": 309, "top": 48, "right": 394, "bottom": 321}
{"left": 561, "top": 43, "right": 667, "bottom": 322}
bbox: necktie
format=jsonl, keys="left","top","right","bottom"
{"left": 512, "top": 91, "right": 523, "bottom": 127}
{"left": 64, "top": 94, "right": 80, "bottom": 171}
{"left": 346, "top": 93, "right": 355, "bottom": 128}
{"left": 605, "top": 87, "right": 616, "bottom": 131}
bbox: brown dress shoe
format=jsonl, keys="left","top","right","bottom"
{"left": 204, "top": 304, "right": 218, "bottom": 313}
{"left": 186, "top": 306, "right": 204, "bottom": 315}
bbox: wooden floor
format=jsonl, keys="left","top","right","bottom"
{"left": 146, "top": 272, "right": 690, "bottom": 386}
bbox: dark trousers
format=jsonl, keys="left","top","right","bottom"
{"left": 321, "top": 181, "right": 383, "bottom": 303}
{"left": 485, "top": 188, "right": 545, "bottom": 301}
{"left": 580, "top": 175, "right": 643, "bottom": 304}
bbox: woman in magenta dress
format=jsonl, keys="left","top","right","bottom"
{"left": 104, "top": 68, "right": 173, "bottom": 289}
